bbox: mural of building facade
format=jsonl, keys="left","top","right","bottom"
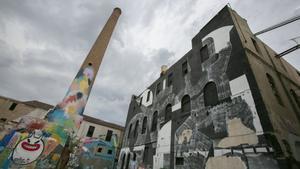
{"left": 77, "top": 115, "right": 124, "bottom": 164}
{"left": 76, "top": 136, "right": 118, "bottom": 169}
{"left": 0, "top": 8, "right": 121, "bottom": 169}
{"left": 118, "top": 6, "right": 300, "bottom": 169}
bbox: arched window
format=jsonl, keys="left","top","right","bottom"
{"left": 125, "top": 153, "right": 131, "bottom": 169}
{"left": 142, "top": 117, "right": 147, "bottom": 134}
{"left": 266, "top": 73, "right": 284, "bottom": 106}
{"left": 133, "top": 120, "right": 139, "bottom": 138}
{"left": 290, "top": 89, "right": 300, "bottom": 108}
{"left": 151, "top": 111, "right": 158, "bottom": 132}
{"left": 204, "top": 82, "right": 218, "bottom": 107}
{"left": 181, "top": 95, "right": 191, "bottom": 113}
{"left": 127, "top": 124, "right": 132, "bottom": 139}
{"left": 165, "top": 104, "right": 172, "bottom": 122}
{"left": 120, "top": 153, "right": 126, "bottom": 169}
{"left": 133, "top": 152, "right": 137, "bottom": 161}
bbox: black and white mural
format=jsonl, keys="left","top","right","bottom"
{"left": 118, "top": 7, "right": 281, "bottom": 169}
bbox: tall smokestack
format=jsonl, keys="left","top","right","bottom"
{"left": 47, "top": 8, "right": 121, "bottom": 134}
{"left": 82, "top": 7, "right": 122, "bottom": 86}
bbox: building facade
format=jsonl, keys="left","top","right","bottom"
{"left": 77, "top": 115, "right": 124, "bottom": 168}
{"left": 118, "top": 6, "right": 300, "bottom": 169}
{"left": 0, "top": 96, "right": 53, "bottom": 137}
{"left": 0, "top": 96, "right": 53, "bottom": 123}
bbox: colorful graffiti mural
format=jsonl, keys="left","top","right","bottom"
{"left": 65, "top": 136, "right": 118, "bottom": 169}
{"left": 0, "top": 7, "right": 121, "bottom": 168}
{"left": 0, "top": 65, "right": 95, "bottom": 169}
{"left": 47, "top": 66, "right": 94, "bottom": 131}
{"left": 0, "top": 117, "right": 62, "bottom": 168}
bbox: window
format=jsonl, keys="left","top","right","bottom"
{"left": 86, "top": 126, "right": 95, "bottom": 137}
{"left": 105, "top": 130, "right": 113, "bottom": 142}
{"left": 176, "top": 157, "right": 184, "bottom": 165}
{"left": 134, "top": 120, "right": 139, "bottom": 137}
{"left": 121, "top": 153, "right": 126, "bottom": 169}
{"left": 156, "top": 82, "right": 162, "bottom": 95}
{"left": 128, "top": 124, "right": 132, "bottom": 138}
{"left": 266, "top": 73, "right": 284, "bottom": 106}
{"left": 165, "top": 104, "right": 172, "bottom": 122}
{"left": 204, "top": 82, "right": 219, "bottom": 107}
{"left": 146, "top": 90, "right": 151, "bottom": 102}
{"left": 251, "top": 38, "right": 261, "bottom": 54}
{"left": 182, "top": 61, "right": 188, "bottom": 76}
{"left": 0, "top": 118, "right": 7, "bottom": 122}
{"left": 181, "top": 95, "right": 191, "bottom": 113}
{"left": 107, "top": 149, "right": 112, "bottom": 154}
{"left": 290, "top": 89, "right": 300, "bottom": 108}
{"left": 9, "top": 103, "right": 17, "bottom": 111}
{"left": 142, "top": 117, "right": 147, "bottom": 134}
{"left": 167, "top": 73, "right": 173, "bottom": 87}
{"left": 97, "top": 147, "right": 102, "bottom": 152}
{"left": 125, "top": 153, "right": 131, "bottom": 169}
{"left": 143, "top": 146, "right": 149, "bottom": 163}
{"left": 151, "top": 111, "right": 158, "bottom": 132}
{"left": 139, "top": 97, "right": 143, "bottom": 106}
{"left": 200, "top": 45, "right": 209, "bottom": 62}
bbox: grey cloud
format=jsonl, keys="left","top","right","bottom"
{"left": 0, "top": 0, "right": 299, "bottom": 126}
{"left": 0, "top": 40, "right": 17, "bottom": 68}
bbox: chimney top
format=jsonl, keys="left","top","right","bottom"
{"left": 114, "top": 7, "right": 122, "bottom": 15}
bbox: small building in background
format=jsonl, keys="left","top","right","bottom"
{"left": 77, "top": 115, "right": 124, "bottom": 168}
{"left": 0, "top": 95, "right": 53, "bottom": 123}
{"left": 0, "top": 95, "right": 53, "bottom": 136}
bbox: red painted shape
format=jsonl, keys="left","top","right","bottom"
{"left": 21, "top": 142, "right": 40, "bottom": 151}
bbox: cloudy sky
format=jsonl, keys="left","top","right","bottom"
{"left": 0, "top": 0, "right": 299, "bottom": 126}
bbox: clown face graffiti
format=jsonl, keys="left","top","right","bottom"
{"left": 12, "top": 130, "right": 44, "bottom": 164}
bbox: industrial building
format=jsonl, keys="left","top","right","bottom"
{"left": 118, "top": 6, "right": 300, "bottom": 169}
{"left": 77, "top": 115, "right": 124, "bottom": 168}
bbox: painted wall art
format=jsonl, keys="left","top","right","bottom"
{"left": 118, "top": 7, "right": 281, "bottom": 169}
{"left": 0, "top": 65, "right": 95, "bottom": 169}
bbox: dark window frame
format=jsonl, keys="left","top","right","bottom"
{"left": 156, "top": 82, "right": 162, "bottom": 95}
{"left": 203, "top": 82, "right": 219, "bottom": 107}
{"left": 9, "top": 103, "right": 17, "bottom": 111}
{"left": 128, "top": 124, "right": 132, "bottom": 139}
{"left": 143, "top": 146, "right": 149, "bottom": 163}
{"left": 176, "top": 157, "right": 184, "bottom": 165}
{"left": 121, "top": 153, "right": 126, "bottom": 169}
{"left": 97, "top": 147, "right": 102, "bottom": 153}
{"left": 181, "top": 95, "right": 191, "bottom": 113}
{"left": 139, "top": 97, "right": 143, "bottom": 106}
{"left": 182, "top": 61, "right": 188, "bottom": 76}
{"left": 146, "top": 90, "right": 151, "bottom": 102}
{"left": 86, "top": 125, "right": 95, "bottom": 137}
{"left": 200, "top": 45, "right": 209, "bottom": 62}
{"left": 167, "top": 73, "right": 173, "bottom": 87}
{"left": 141, "top": 116, "right": 147, "bottom": 134}
{"left": 125, "top": 153, "right": 131, "bottom": 169}
{"left": 133, "top": 120, "right": 139, "bottom": 138}
{"left": 151, "top": 111, "right": 158, "bottom": 132}
{"left": 105, "top": 130, "right": 113, "bottom": 142}
{"left": 165, "top": 104, "right": 172, "bottom": 122}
